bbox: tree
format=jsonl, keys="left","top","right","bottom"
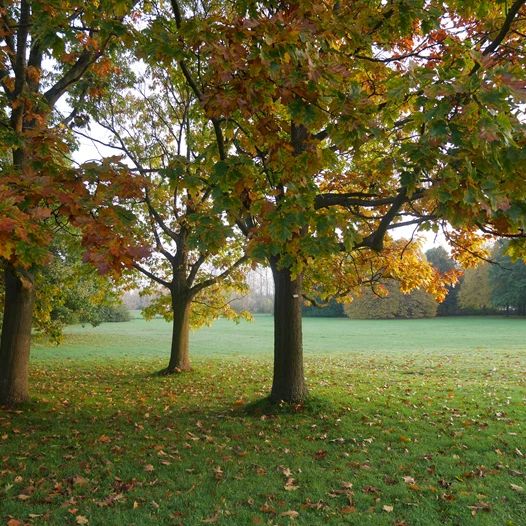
{"left": 0, "top": 0, "right": 140, "bottom": 405}
{"left": 31, "top": 234, "right": 130, "bottom": 342}
{"left": 344, "top": 280, "right": 437, "bottom": 319}
{"left": 425, "top": 247, "right": 461, "bottom": 315}
{"left": 459, "top": 263, "right": 493, "bottom": 311}
{"left": 148, "top": 0, "right": 526, "bottom": 402}
{"left": 490, "top": 241, "right": 526, "bottom": 315}
{"left": 80, "top": 59, "right": 249, "bottom": 373}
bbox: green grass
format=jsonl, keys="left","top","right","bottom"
{"left": 1, "top": 316, "right": 525, "bottom": 525}
{"left": 31, "top": 314, "right": 526, "bottom": 361}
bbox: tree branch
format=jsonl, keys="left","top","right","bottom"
{"left": 133, "top": 263, "right": 171, "bottom": 288}
{"left": 315, "top": 193, "right": 400, "bottom": 209}
{"left": 144, "top": 187, "right": 179, "bottom": 244}
{"left": 190, "top": 255, "right": 248, "bottom": 295}
{"left": 471, "top": 0, "right": 526, "bottom": 74}
{"left": 169, "top": 0, "right": 226, "bottom": 160}
{"left": 44, "top": 48, "right": 101, "bottom": 107}
{"left": 483, "top": 0, "right": 525, "bottom": 56}
{"left": 187, "top": 252, "right": 207, "bottom": 287}
{"left": 359, "top": 188, "right": 408, "bottom": 251}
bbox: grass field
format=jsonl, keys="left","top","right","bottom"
{"left": 31, "top": 314, "right": 526, "bottom": 362}
{"left": 1, "top": 316, "right": 525, "bottom": 525}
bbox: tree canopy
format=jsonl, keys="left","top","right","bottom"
{"left": 2, "top": 0, "right": 526, "bottom": 405}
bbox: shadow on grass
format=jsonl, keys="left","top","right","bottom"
{"left": 242, "top": 394, "right": 337, "bottom": 417}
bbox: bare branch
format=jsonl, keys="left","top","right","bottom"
{"left": 133, "top": 263, "right": 172, "bottom": 288}
{"left": 190, "top": 255, "right": 248, "bottom": 295}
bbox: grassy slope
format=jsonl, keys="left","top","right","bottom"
{"left": 1, "top": 316, "right": 525, "bottom": 526}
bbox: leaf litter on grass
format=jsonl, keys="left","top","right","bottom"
{"left": 2, "top": 337, "right": 525, "bottom": 525}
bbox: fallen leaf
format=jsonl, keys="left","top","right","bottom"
{"left": 468, "top": 501, "right": 491, "bottom": 515}
{"left": 279, "top": 466, "right": 293, "bottom": 477}
{"left": 284, "top": 477, "right": 299, "bottom": 491}
{"left": 202, "top": 510, "right": 221, "bottom": 523}
{"left": 301, "top": 499, "right": 325, "bottom": 510}
{"left": 144, "top": 464, "right": 155, "bottom": 472}
{"left": 402, "top": 476, "right": 416, "bottom": 484}
{"left": 280, "top": 510, "right": 299, "bottom": 519}
{"left": 76, "top": 516, "right": 89, "bottom": 525}
{"left": 510, "top": 483, "right": 524, "bottom": 492}
{"left": 362, "top": 485, "right": 380, "bottom": 495}
{"left": 260, "top": 503, "right": 275, "bottom": 514}
{"left": 72, "top": 475, "right": 89, "bottom": 487}
{"left": 382, "top": 505, "right": 394, "bottom": 513}
{"left": 7, "top": 520, "right": 23, "bottom": 526}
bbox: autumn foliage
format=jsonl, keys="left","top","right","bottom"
{"left": 2, "top": 0, "right": 526, "bottom": 405}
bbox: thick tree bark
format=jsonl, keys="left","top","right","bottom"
{"left": 161, "top": 291, "right": 192, "bottom": 374}
{"left": 0, "top": 265, "right": 35, "bottom": 406}
{"left": 269, "top": 257, "right": 308, "bottom": 402}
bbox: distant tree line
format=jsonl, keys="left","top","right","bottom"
{"left": 344, "top": 281, "right": 437, "bottom": 320}
{"left": 342, "top": 241, "right": 526, "bottom": 320}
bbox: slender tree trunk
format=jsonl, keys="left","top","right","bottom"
{"left": 269, "top": 257, "right": 308, "bottom": 403}
{"left": 161, "top": 292, "right": 192, "bottom": 374}
{"left": 0, "top": 265, "right": 35, "bottom": 406}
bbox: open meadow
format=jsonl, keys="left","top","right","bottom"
{"left": 1, "top": 316, "right": 525, "bottom": 525}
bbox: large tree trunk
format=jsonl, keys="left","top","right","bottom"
{"left": 161, "top": 292, "right": 192, "bottom": 374}
{"left": 269, "top": 257, "right": 308, "bottom": 403}
{"left": 0, "top": 265, "right": 35, "bottom": 406}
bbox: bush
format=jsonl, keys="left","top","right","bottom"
{"left": 303, "top": 299, "right": 345, "bottom": 317}
{"left": 94, "top": 304, "right": 131, "bottom": 323}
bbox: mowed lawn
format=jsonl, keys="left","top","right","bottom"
{"left": 1, "top": 316, "right": 525, "bottom": 526}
